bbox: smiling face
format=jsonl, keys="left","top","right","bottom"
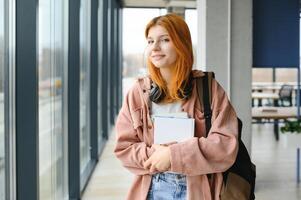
{"left": 145, "top": 25, "right": 178, "bottom": 70}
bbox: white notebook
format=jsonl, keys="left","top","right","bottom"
{"left": 153, "top": 116, "right": 195, "bottom": 144}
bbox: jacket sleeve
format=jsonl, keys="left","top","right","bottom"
{"left": 114, "top": 87, "right": 156, "bottom": 175}
{"left": 169, "top": 79, "right": 239, "bottom": 176}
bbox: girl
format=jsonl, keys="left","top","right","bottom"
{"left": 114, "top": 13, "right": 238, "bottom": 200}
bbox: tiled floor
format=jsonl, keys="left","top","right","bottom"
{"left": 252, "top": 123, "right": 301, "bottom": 200}
{"left": 82, "top": 129, "right": 132, "bottom": 200}
{"left": 82, "top": 124, "right": 301, "bottom": 200}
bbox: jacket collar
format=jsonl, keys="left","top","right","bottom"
{"left": 138, "top": 70, "right": 205, "bottom": 91}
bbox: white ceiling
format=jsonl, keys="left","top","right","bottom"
{"left": 121, "top": 0, "right": 196, "bottom": 8}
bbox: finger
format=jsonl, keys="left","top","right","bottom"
{"left": 149, "top": 164, "right": 157, "bottom": 173}
{"left": 144, "top": 158, "right": 152, "bottom": 169}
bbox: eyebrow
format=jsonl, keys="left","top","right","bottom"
{"left": 147, "top": 34, "right": 169, "bottom": 40}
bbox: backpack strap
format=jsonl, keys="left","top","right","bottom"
{"left": 196, "top": 71, "right": 215, "bottom": 180}
{"left": 196, "top": 71, "right": 215, "bottom": 137}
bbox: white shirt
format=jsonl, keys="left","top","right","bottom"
{"left": 151, "top": 100, "right": 183, "bottom": 120}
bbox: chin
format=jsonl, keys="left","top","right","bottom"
{"left": 151, "top": 61, "right": 172, "bottom": 69}
{"left": 153, "top": 61, "right": 168, "bottom": 68}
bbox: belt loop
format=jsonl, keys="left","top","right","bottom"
{"left": 155, "top": 173, "right": 160, "bottom": 182}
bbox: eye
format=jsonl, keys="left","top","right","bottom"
{"left": 161, "top": 38, "right": 170, "bottom": 43}
{"left": 147, "top": 40, "right": 154, "bottom": 44}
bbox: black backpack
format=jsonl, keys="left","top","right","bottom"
{"left": 196, "top": 72, "right": 256, "bottom": 200}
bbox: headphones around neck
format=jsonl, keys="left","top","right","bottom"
{"left": 149, "top": 74, "right": 194, "bottom": 103}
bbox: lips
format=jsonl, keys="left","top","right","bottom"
{"left": 151, "top": 55, "right": 165, "bottom": 61}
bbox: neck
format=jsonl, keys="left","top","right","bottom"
{"left": 160, "top": 67, "right": 173, "bottom": 88}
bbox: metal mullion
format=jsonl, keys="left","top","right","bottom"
{"left": 110, "top": 0, "right": 114, "bottom": 122}
{"left": 109, "top": 0, "right": 114, "bottom": 125}
{"left": 90, "top": 0, "right": 99, "bottom": 160}
{"left": 114, "top": 2, "right": 120, "bottom": 116}
{"left": 114, "top": 0, "right": 118, "bottom": 118}
{"left": 118, "top": 7, "right": 123, "bottom": 110}
{"left": 102, "top": 0, "right": 108, "bottom": 140}
{"left": 68, "top": 0, "right": 80, "bottom": 199}
{"left": 97, "top": 0, "right": 107, "bottom": 154}
{"left": 15, "top": 0, "right": 39, "bottom": 199}
{"left": 97, "top": 0, "right": 103, "bottom": 154}
{"left": 104, "top": 0, "right": 112, "bottom": 126}
{"left": 111, "top": 0, "right": 115, "bottom": 123}
{"left": 114, "top": 3, "right": 118, "bottom": 113}
{"left": 112, "top": 2, "right": 117, "bottom": 119}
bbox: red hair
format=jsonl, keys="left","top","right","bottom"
{"left": 145, "top": 13, "right": 193, "bottom": 103}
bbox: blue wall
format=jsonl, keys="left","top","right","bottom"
{"left": 253, "top": 0, "right": 299, "bottom": 68}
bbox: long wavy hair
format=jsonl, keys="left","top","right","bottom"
{"left": 145, "top": 13, "right": 194, "bottom": 103}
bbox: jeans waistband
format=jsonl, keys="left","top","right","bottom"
{"left": 153, "top": 172, "right": 186, "bottom": 185}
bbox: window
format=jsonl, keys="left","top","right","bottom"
{"left": 79, "top": 0, "right": 91, "bottom": 181}
{"left": 0, "top": 0, "right": 5, "bottom": 198}
{"left": 185, "top": 9, "right": 197, "bottom": 68}
{"left": 38, "top": 0, "right": 68, "bottom": 199}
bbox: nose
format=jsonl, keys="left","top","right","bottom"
{"left": 152, "top": 40, "right": 161, "bottom": 51}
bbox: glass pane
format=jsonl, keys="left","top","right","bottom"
{"left": 122, "top": 8, "right": 166, "bottom": 96}
{"left": 185, "top": 9, "right": 197, "bottom": 67}
{"left": 38, "top": 0, "right": 52, "bottom": 198}
{"left": 0, "top": 0, "right": 5, "bottom": 199}
{"left": 79, "top": 0, "right": 91, "bottom": 175}
{"left": 52, "top": 0, "right": 68, "bottom": 199}
{"left": 38, "top": 0, "right": 68, "bottom": 199}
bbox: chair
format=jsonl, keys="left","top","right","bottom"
{"left": 278, "top": 84, "right": 293, "bottom": 106}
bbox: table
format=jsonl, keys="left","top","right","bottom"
{"left": 252, "top": 92, "right": 280, "bottom": 106}
{"left": 252, "top": 92, "right": 279, "bottom": 100}
{"left": 252, "top": 107, "right": 299, "bottom": 140}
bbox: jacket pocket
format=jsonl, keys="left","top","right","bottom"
{"left": 131, "top": 108, "right": 143, "bottom": 129}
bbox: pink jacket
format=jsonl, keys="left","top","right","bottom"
{"left": 114, "top": 70, "right": 238, "bottom": 200}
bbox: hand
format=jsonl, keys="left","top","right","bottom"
{"left": 144, "top": 144, "right": 171, "bottom": 173}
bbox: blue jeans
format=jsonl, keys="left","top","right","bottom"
{"left": 147, "top": 172, "right": 187, "bottom": 200}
